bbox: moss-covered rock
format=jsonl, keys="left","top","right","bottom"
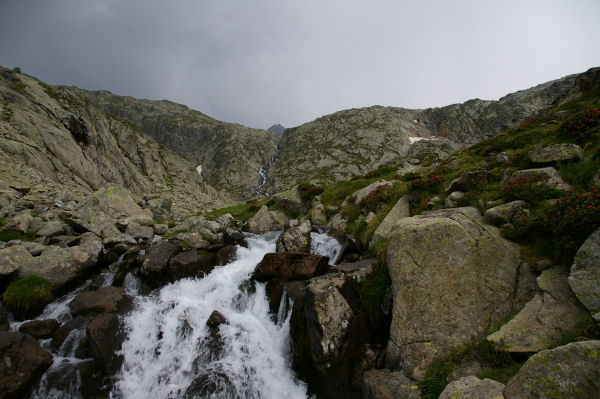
{"left": 2, "top": 276, "right": 53, "bottom": 319}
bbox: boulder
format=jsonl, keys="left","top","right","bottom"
{"left": 444, "top": 191, "right": 465, "bottom": 208}
{"left": 385, "top": 207, "right": 523, "bottom": 379}
{"left": 69, "top": 286, "right": 129, "bottom": 317}
{"left": 51, "top": 315, "right": 90, "bottom": 351}
{"left": 18, "top": 319, "right": 60, "bottom": 339}
{"left": 352, "top": 180, "right": 394, "bottom": 205}
{"left": 0, "top": 244, "right": 33, "bottom": 277}
{"left": 125, "top": 222, "right": 154, "bottom": 240}
{"left": 0, "top": 332, "right": 53, "bottom": 399}
{"left": 568, "top": 227, "right": 600, "bottom": 313}
{"left": 483, "top": 200, "right": 527, "bottom": 226}
{"left": 439, "top": 376, "right": 504, "bottom": 399}
{"left": 245, "top": 205, "right": 274, "bottom": 234}
{"left": 503, "top": 340, "right": 600, "bottom": 398}
{"left": 139, "top": 241, "right": 180, "bottom": 283}
{"left": 216, "top": 245, "right": 237, "bottom": 266}
{"left": 311, "top": 197, "right": 327, "bottom": 225}
{"left": 253, "top": 253, "right": 329, "bottom": 282}
{"left": 19, "top": 241, "right": 103, "bottom": 292}
{"left": 169, "top": 250, "right": 217, "bottom": 280}
{"left": 487, "top": 266, "right": 588, "bottom": 352}
{"left": 509, "top": 167, "right": 572, "bottom": 191}
{"left": 527, "top": 143, "right": 583, "bottom": 164}
{"left": 328, "top": 213, "right": 348, "bottom": 240}
{"left": 223, "top": 227, "right": 246, "bottom": 246}
{"left": 370, "top": 195, "right": 410, "bottom": 248}
{"left": 445, "top": 170, "right": 492, "bottom": 193}
{"left": 124, "top": 213, "right": 154, "bottom": 227}
{"left": 5, "top": 212, "right": 32, "bottom": 234}
{"left": 86, "top": 313, "right": 124, "bottom": 375}
{"left": 362, "top": 369, "right": 420, "bottom": 399}
{"left": 176, "top": 232, "right": 210, "bottom": 249}
{"left": 102, "top": 233, "right": 136, "bottom": 248}
{"left": 153, "top": 224, "right": 168, "bottom": 235}
{"left": 276, "top": 221, "right": 311, "bottom": 253}
{"left": 36, "top": 220, "right": 64, "bottom": 238}
{"left": 22, "top": 241, "right": 46, "bottom": 256}
{"left": 206, "top": 310, "right": 229, "bottom": 330}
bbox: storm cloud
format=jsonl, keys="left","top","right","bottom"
{"left": 1, "top": 0, "right": 599, "bottom": 129}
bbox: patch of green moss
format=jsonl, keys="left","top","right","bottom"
{"left": 205, "top": 199, "right": 268, "bottom": 222}
{"left": 2, "top": 276, "right": 53, "bottom": 319}
{"left": 0, "top": 229, "right": 37, "bottom": 242}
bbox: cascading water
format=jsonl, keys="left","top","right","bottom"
{"left": 310, "top": 232, "right": 341, "bottom": 265}
{"left": 112, "top": 231, "right": 309, "bottom": 399}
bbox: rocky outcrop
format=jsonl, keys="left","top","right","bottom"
{"left": 362, "top": 369, "right": 420, "bottom": 399}
{"left": 245, "top": 205, "right": 274, "bottom": 234}
{"left": 69, "top": 286, "right": 129, "bottom": 316}
{"left": 568, "top": 227, "right": 600, "bottom": 313}
{"left": 0, "top": 245, "right": 32, "bottom": 277}
{"left": 503, "top": 340, "right": 600, "bottom": 398}
{"left": 370, "top": 195, "right": 410, "bottom": 247}
{"left": 509, "top": 167, "right": 572, "bottom": 192}
{"left": 439, "top": 376, "right": 504, "bottom": 399}
{"left": 276, "top": 221, "right": 311, "bottom": 253}
{"left": 385, "top": 207, "right": 524, "bottom": 379}
{"left": 0, "top": 331, "right": 53, "bottom": 399}
{"left": 527, "top": 143, "right": 582, "bottom": 164}
{"left": 487, "top": 266, "right": 588, "bottom": 352}
{"left": 483, "top": 200, "right": 527, "bottom": 226}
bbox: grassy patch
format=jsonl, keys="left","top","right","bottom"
{"left": 9, "top": 80, "right": 26, "bottom": 95}
{"left": 205, "top": 199, "right": 267, "bottom": 222}
{"left": 1, "top": 102, "right": 13, "bottom": 122}
{"left": 557, "top": 159, "right": 599, "bottom": 189}
{"left": 0, "top": 229, "right": 37, "bottom": 242}
{"left": 2, "top": 276, "right": 53, "bottom": 319}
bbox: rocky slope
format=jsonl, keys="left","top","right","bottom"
{"left": 70, "top": 88, "right": 279, "bottom": 200}
{"left": 269, "top": 71, "right": 585, "bottom": 192}
{"left": 0, "top": 67, "right": 231, "bottom": 215}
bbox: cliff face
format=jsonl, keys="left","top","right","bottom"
{"left": 0, "top": 67, "right": 231, "bottom": 214}
{"left": 70, "top": 88, "right": 279, "bottom": 200}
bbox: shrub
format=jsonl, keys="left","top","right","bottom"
{"left": 298, "top": 182, "right": 323, "bottom": 203}
{"left": 2, "top": 276, "right": 53, "bottom": 319}
{"left": 556, "top": 108, "right": 600, "bottom": 144}
{"left": 359, "top": 185, "right": 395, "bottom": 213}
{"left": 408, "top": 174, "right": 445, "bottom": 192}
{"left": 502, "top": 176, "right": 564, "bottom": 203}
{"left": 396, "top": 171, "right": 422, "bottom": 181}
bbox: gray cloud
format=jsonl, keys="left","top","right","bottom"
{"left": 1, "top": 0, "right": 599, "bottom": 129}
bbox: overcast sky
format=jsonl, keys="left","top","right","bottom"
{"left": 1, "top": 1, "right": 599, "bottom": 129}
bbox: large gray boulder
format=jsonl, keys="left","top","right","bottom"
{"left": 35, "top": 220, "right": 65, "bottom": 238}
{"left": 370, "top": 195, "right": 410, "bottom": 248}
{"left": 483, "top": 200, "right": 527, "bottom": 226}
{"left": 362, "top": 369, "right": 420, "bottom": 399}
{"left": 487, "top": 266, "right": 588, "bottom": 352}
{"left": 503, "top": 340, "right": 600, "bottom": 398}
{"left": 508, "top": 167, "right": 572, "bottom": 192}
{"left": 527, "top": 143, "right": 582, "bottom": 164}
{"left": 276, "top": 220, "right": 311, "bottom": 253}
{"left": 439, "top": 376, "right": 504, "bottom": 399}
{"left": 0, "top": 245, "right": 33, "bottom": 277}
{"left": 245, "top": 205, "right": 274, "bottom": 234}
{"left": 385, "top": 207, "right": 523, "bottom": 379}
{"left": 19, "top": 241, "right": 103, "bottom": 292}
{"left": 568, "top": 227, "right": 600, "bottom": 313}
{"left": 352, "top": 180, "right": 393, "bottom": 205}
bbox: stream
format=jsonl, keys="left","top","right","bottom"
{"left": 19, "top": 231, "right": 340, "bottom": 399}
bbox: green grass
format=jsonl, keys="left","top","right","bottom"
{"left": 205, "top": 199, "right": 268, "bottom": 221}
{"left": 2, "top": 276, "right": 53, "bottom": 319}
{"left": 1, "top": 102, "right": 13, "bottom": 122}
{"left": 0, "top": 229, "right": 37, "bottom": 242}
{"left": 557, "top": 159, "right": 599, "bottom": 189}
{"left": 9, "top": 80, "right": 26, "bottom": 95}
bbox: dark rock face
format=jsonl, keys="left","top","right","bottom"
{"left": 253, "top": 253, "right": 329, "bottom": 282}
{"left": 0, "top": 331, "right": 53, "bottom": 399}
{"left": 169, "top": 249, "right": 217, "bottom": 280}
{"left": 139, "top": 241, "right": 180, "bottom": 284}
{"left": 18, "top": 319, "right": 60, "bottom": 339}
{"left": 51, "top": 316, "right": 90, "bottom": 351}
{"left": 69, "top": 286, "right": 129, "bottom": 317}
{"left": 206, "top": 310, "right": 229, "bottom": 330}
{"left": 0, "top": 312, "right": 9, "bottom": 332}
{"left": 86, "top": 313, "right": 124, "bottom": 375}
{"left": 267, "top": 124, "right": 286, "bottom": 134}
{"left": 215, "top": 245, "right": 237, "bottom": 266}
{"left": 183, "top": 372, "right": 236, "bottom": 399}
{"left": 62, "top": 114, "right": 92, "bottom": 145}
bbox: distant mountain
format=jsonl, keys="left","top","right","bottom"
{"left": 267, "top": 124, "right": 286, "bottom": 134}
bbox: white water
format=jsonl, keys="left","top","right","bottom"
{"left": 310, "top": 232, "right": 341, "bottom": 265}
{"left": 113, "top": 232, "right": 309, "bottom": 399}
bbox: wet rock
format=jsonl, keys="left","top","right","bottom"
{"left": 445, "top": 170, "right": 492, "bottom": 193}
{"left": 168, "top": 249, "right": 217, "bottom": 280}
{"left": 439, "top": 376, "right": 504, "bottom": 399}
{"left": 254, "top": 253, "right": 329, "bottom": 282}
{"left": 276, "top": 220, "right": 311, "bottom": 253}
{"left": 18, "top": 319, "right": 60, "bottom": 339}
{"left": 527, "top": 143, "right": 582, "bottom": 164}
{"left": 385, "top": 207, "right": 522, "bottom": 379}
{"left": 183, "top": 372, "right": 236, "bottom": 399}
{"left": 503, "top": 340, "right": 600, "bottom": 398}
{"left": 223, "top": 227, "right": 246, "bottom": 246}
{"left": 139, "top": 241, "right": 180, "bottom": 283}
{"left": 362, "top": 369, "right": 420, "bottom": 399}
{"left": 245, "top": 205, "right": 274, "bottom": 234}
{"left": 0, "top": 244, "right": 32, "bottom": 277}
{"left": 206, "top": 310, "right": 229, "bottom": 329}
{"left": 488, "top": 266, "right": 588, "bottom": 353}
{"left": 86, "top": 313, "right": 124, "bottom": 375}
{"left": 568, "top": 227, "right": 600, "bottom": 313}
{"left": 0, "top": 312, "right": 9, "bottom": 332}
{"left": 51, "top": 316, "right": 90, "bottom": 351}
{"left": 216, "top": 245, "right": 237, "bottom": 266}
{"left": 483, "top": 200, "right": 527, "bottom": 226}
{"left": 19, "top": 241, "right": 103, "bottom": 292}
{"left": 69, "top": 286, "right": 129, "bottom": 317}
{"left": 0, "top": 331, "right": 53, "bottom": 399}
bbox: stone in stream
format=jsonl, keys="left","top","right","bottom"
{"left": 86, "top": 313, "right": 125, "bottom": 375}
{"left": 69, "top": 286, "right": 130, "bottom": 317}
{"left": 276, "top": 220, "right": 311, "bottom": 253}
{"left": 18, "top": 319, "right": 60, "bottom": 339}
{"left": 253, "top": 252, "right": 329, "bottom": 282}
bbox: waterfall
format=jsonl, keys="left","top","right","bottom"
{"left": 112, "top": 231, "right": 309, "bottom": 399}
{"left": 310, "top": 232, "right": 341, "bottom": 265}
